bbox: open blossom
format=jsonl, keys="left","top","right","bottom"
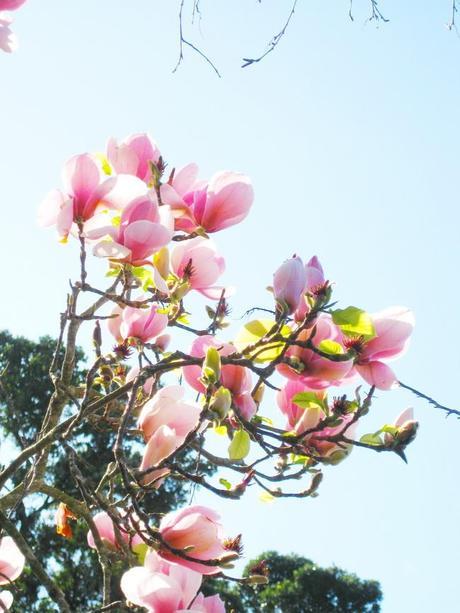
{"left": 162, "top": 169, "right": 254, "bottom": 234}
{"left": 38, "top": 154, "right": 118, "bottom": 241}
{"left": 0, "top": 536, "right": 25, "bottom": 586}
{"left": 273, "top": 255, "right": 307, "bottom": 314}
{"left": 111, "top": 304, "right": 168, "bottom": 345}
{"left": 107, "top": 133, "right": 161, "bottom": 184}
{"left": 159, "top": 506, "right": 227, "bottom": 574}
{"left": 138, "top": 386, "right": 201, "bottom": 441}
{"left": 276, "top": 381, "right": 357, "bottom": 463}
{"left": 277, "top": 315, "right": 355, "bottom": 389}
{"left": 121, "top": 549, "right": 225, "bottom": 612}
{"left": 354, "top": 307, "right": 415, "bottom": 390}
{"left": 86, "top": 193, "right": 173, "bottom": 264}
{"left": 170, "top": 237, "right": 226, "bottom": 300}
{"left": 183, "top": 335, "right": 257, "bottom": 420}
{"left": 138, "top": 386, "right": 203, "bottom": 487}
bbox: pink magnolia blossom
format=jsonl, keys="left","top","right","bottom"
{"left": 277, "top": 315, "right": 354, "bottom": 389}
{"left": 0, "top": 13, "right": 17, "bottom": 52}
{"left": 355, "top": 307, "right": 415, "bottom": 390}
{"left": 0, "top": 1, "right": 27, "bottom": 9}
{"left": 276, "top": 381, "right": 356, "bottom": 463}
{"left": 113, "top": 304, "right": 168, "bottom": 345}
{"left": 138, "top": 385, "right": 202, "bottom": 442}
{"left": 86, "top": 194, "right": 173, "bottom": 265}
{"left": 0, "top": 537, "right": 25, "bottom": 585}
{"left": 183, "top": 336, "right": 257, "bottom": 420}
{"left": 38, "top": 154, "right": 118, "bottom": 241}
{"left": 121, "top": 549, "right": 203, "bottom": 612}
{"left": 273, "top": 255, "right": 307, "bottom": 314}
{"left": 294, "top": 256, "right": 326, "bottom": 322}
{"left": 162, "top": 170, "right": 253, "bottom": 234}
{"left": 107, "top": 133, "right": 161, "bottom": 184}
{"left": 159, "top": 506, "right": 227, "bottom": 574}
{"left": 87, "top": 511, "right": 144, "bottom": 551}
{"left": 138, "top": 386, "right": 203, "bottom": 487}
{"left": 0, "top": 591, "right": 13, "bottom": 611}
{"left": 170, "top": 237, "right": 226, "bottom": 300}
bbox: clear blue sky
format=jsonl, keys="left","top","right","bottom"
{"left": 2, "top": 1, "right": 460, "bottom": 611}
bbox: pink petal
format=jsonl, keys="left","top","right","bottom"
{"left": 356, "top": 361, "right": 398, "bottom": 390}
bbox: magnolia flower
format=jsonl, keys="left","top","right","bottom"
{"left": 355, "top": 307, "right": 415, "bottom": 390}
{"left": 0, "top": 1, "right": 27, "bottom": 9}
{"left": 0, "top": 591, "right": 13, "bottom": 611}
{"left": 277, "top": 315, "right": 355, "bottom": 389}
{"left": 159, "top": 506, "right": 227, "bottom": 574}
{"left": 121, "top": 549, "right": 225, "bottom": 612}
{"left": 273, "top": 255, "right": 307, "bottom": 314}
{"left": 162, "top": 169, "right": 254, "bottom": 234}
{"left": 86, "top": 193, "right": 173, "bottom": 265}
{"left": 170, "top": 237, "right": 226, "bottom": 300}
{"left": 183, "top": 335, "right": 257, "bottom": 420}
{"left": 107, "top": 133, "right": 161, "bottom": 184}
{"left": 108, "top": 304, "right": 168, "bottom": 345}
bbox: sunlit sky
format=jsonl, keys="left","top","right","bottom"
{"left": 2, "top": 1, "right": 460, "bottom": 611}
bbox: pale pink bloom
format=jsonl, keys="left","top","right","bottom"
{"left": 276, "top": 380, "right": 326, "bottom": 430}
{"left": 121, "top": 550, "right": 202, "bottom": 612}
{"left": 107, "top": 133, "right": 161, "bottom": 184}
{"left": 294, "top": 256, "right": 326, "bottom": 322}
{"left": 140, "top": 425, "right": 180, "bottom": 487}
{"left": 183, "top": 336, "right": 256, "bottom": 420}
{"left": 163, "top": 170, "right": 253, "bottom": 234}
{"left": 0, "top": 1, "right": 27, "bottom": 10}
{"left": 0, "top": 13, "right": 17, "bottom": 53}
{"left": 87, "top": 511, "right": 144, "bottom": 551}
{"left": 277, "top": 315, "right": 354, "bottom": 389}
{"left": 277, "top": 381, "right": 356, "bottom": 462}
{"left": 117, "top": 304, "right": 168, "bottom": 344}
{"left": 38, "top": 154, "right": 117, "bottom": 240}
{"left": 0, "top": 537, "right": 25, "bottom": 585}
{"left": 87, "top": 194, "right": 173, "bottom": 265}
{"left": 159, "top": 506, "right": 227, "bottom": 574}
{"left": 171, "top": 237, "right": 226, "bottom": 299}
{"left": 355, "top": 307, "right": 415, "bottom": 390}
{"left": 138, "top": 385, "right": 201, "bottom": 442}
{"left": 273, "top": 255, "right": 307, "bottom": 314}
{"left": 160, "top": 163, "right": 200, "bottom": 219}
{"left": 0, "top": 591, "right": 13, "bottom": 611}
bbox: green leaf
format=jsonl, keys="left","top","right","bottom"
{"left": 292, "top": 392, "right": 325, "bottom": 410}
{"left": 234, "top": 319, "right": 291, "bottom": 363}
{"left": 360, "top": 433, "right": 383, "bottom": 446}
{"left": 228, "top": 429, "right": 251, "bottom": 460}
{"left": 219, "top": 478, "right": 232, "bottom": 490}
{"left": 132, "top": 543, "right": 148, "bottom": 565}
{"left": 318, "top": 339, "right": 344, "bottom": 355}
{"left": 331, "top": 306, "right": 376, "bottom": 339}
{"left": 380, "top": 424, "right": 399, "bottom": 436}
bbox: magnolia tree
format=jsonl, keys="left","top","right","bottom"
{"left": 0, "top": 130, "right": 447, "bottom": 613}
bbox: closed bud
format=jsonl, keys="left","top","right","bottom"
{"left": 202, "top": 346, "right": 221, "bottom": 386}
{"left": 209, "top": 387, "right": 232, "bottom": 420}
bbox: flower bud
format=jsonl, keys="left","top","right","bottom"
{"left": 209, "top": 387, "right": 232, "bottom": 420}
{"left": 201, "top": 346, "right": 221, "bottom": 386}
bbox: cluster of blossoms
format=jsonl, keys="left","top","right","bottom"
{"left": 33, "top": 132, "right": 421, "bottom": 611}
{"left": 0, "top": 0, "right": 26, "bottom": 53}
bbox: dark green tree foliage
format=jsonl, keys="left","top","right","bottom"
{"left": 204, "top": 551, "right": 382, "bottom": 613}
